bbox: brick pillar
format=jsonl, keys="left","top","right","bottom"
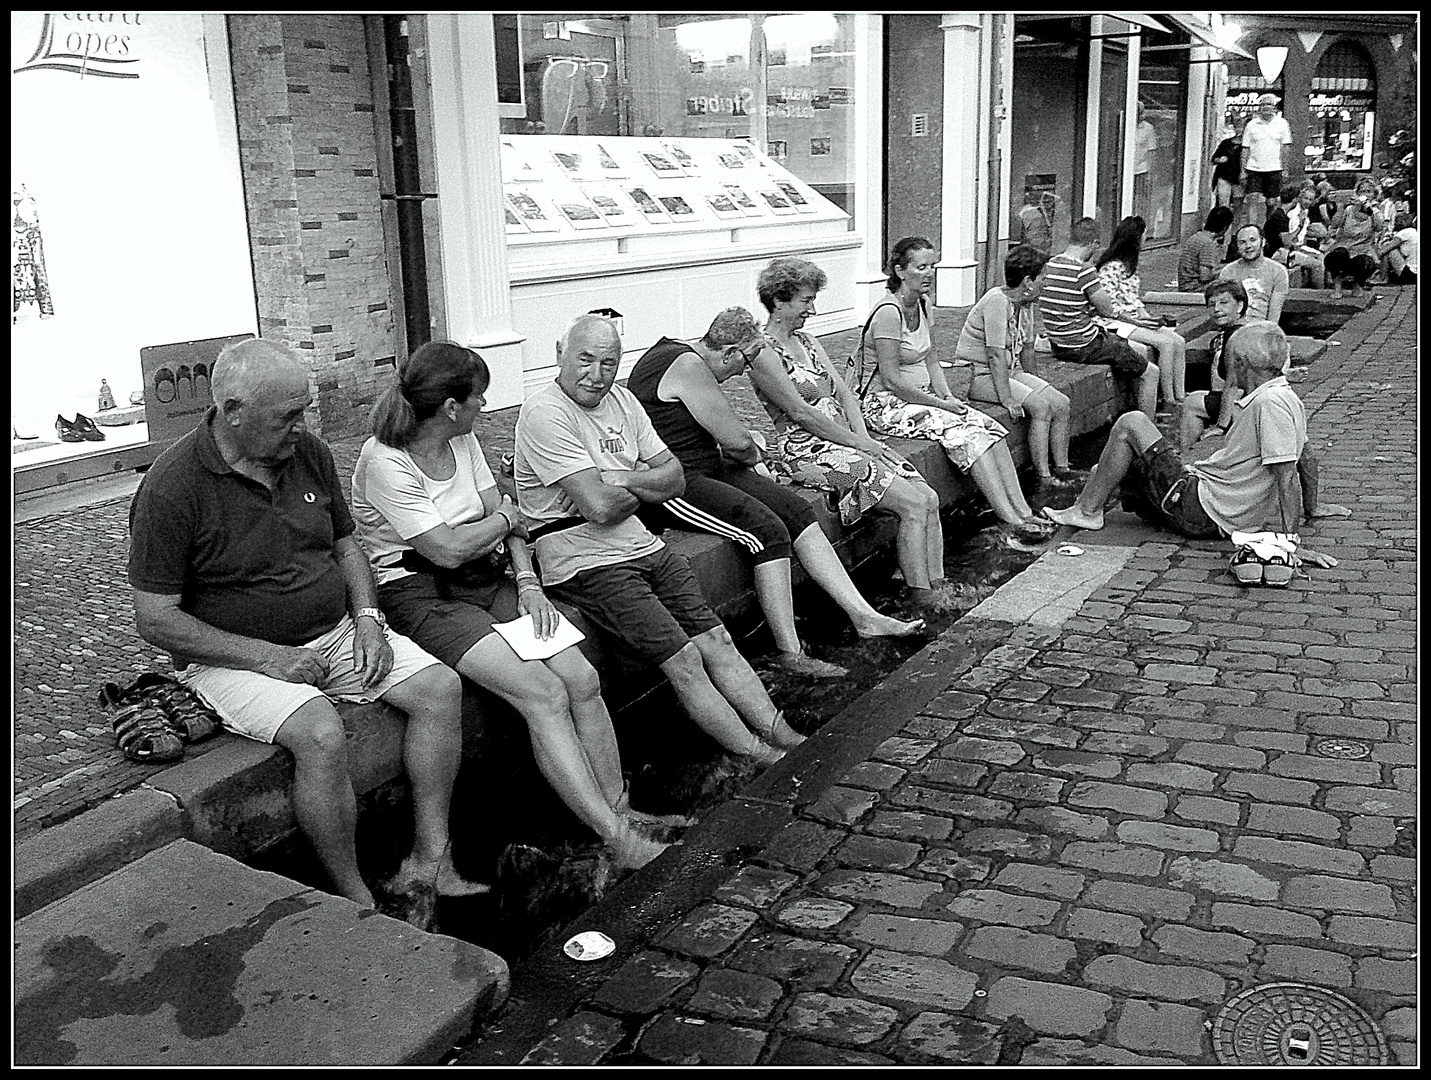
{"left": 228, "top": 14, "right": 396, "bottom": 439}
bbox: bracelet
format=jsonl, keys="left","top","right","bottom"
{"left": 514, "top": 571, "right": 539, "bottom": 584}
{"left": 517, "top": 582, "right": 543, "bottom": 593}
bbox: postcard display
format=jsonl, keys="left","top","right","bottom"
{"left": 500, "top": 135, "right": 848, "bottom": 268}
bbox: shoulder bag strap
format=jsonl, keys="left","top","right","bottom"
{"left": 855, "top": 299, "right": 904, "bottom": 398}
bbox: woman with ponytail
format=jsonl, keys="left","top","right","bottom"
{"left": 352, "top": 341, "right": 672, "bottom": 871}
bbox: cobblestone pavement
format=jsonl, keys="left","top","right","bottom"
{"left": 462, "top": 285, "right": 1417, "bottom": 1065}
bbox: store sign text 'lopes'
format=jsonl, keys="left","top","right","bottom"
{"left": 13, "top": 13, "right": 142, "bottom": 80}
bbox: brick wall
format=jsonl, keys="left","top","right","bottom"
{"left": 228, "top": 14, "right": 397, "bottom": 439}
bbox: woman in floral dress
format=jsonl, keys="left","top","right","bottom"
{"left": 1096, "top": 216, "right": 1188, "bottom": 407}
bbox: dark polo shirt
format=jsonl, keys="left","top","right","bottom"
{"left": 128, "top": 408, "right": 354, "bottom": 668}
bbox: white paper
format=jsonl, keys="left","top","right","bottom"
{"left": 492, "top": 611, "right": 585, "bottom": 661}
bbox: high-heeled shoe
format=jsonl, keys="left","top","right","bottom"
{"left": 71, "top": 413, "right": 106, "bottom": 441}
{"left": 55, "top": 415, "right": 85, "bottom": 443}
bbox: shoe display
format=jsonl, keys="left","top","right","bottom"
{"left": 71, "top": 413, "right": 106, "bottom": 441}
{"left": 55, "top": 415, "right": 85, "bottom": 442}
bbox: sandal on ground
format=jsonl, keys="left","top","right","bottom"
{"left": 112, "top": 702, "right": 185, "bottom": 764}
{"left": 1229, "top": 545, "right": 1265, "bottom": 585}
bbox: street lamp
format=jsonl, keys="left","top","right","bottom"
{"left": 1257, "top": 45, "right": 1288, "bottom": 84}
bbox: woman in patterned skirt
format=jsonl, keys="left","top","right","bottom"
{"left": 750, "top": 256, "right": 964, "bottom": 615}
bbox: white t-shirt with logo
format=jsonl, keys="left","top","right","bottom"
{"left": 514, "top": 381, "right": 667, "bottom": 585}
{"left": 1242, "top": 114, "right": 1292, "bottom": 173}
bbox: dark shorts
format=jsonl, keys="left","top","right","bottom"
{"left": 1244, "top": 169, "right": 1283, "bottom": 198}
{"left": 547, "top": 547, "right": 722, "bottom": 667}
{"left": 1124, "top": 439, "right": 1224, "bottom": 540}
{"left": 1389, "top": 266, "right": 1417, "bottom": 285}
{"left": 1202, "top": 390, "right": 1225, "bottom": 420}
{"left": 1051, "top": 328, "right": 1149, "bottom": 378}
{"left": 638, "top": 464, "right": 818, "bottom": 566}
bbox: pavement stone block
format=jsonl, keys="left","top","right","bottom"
{"left": 659, "top": 903, "right": 760, "bottom": 958}
{"left": 1114, "top": 999, "right": 1208, "bottom": 1059}
{"left": 835, "top": 833, "right": 922, "bottom": 871}
{"left": 714, "top": 866, "right": 800, "bottom": 910}
{"left": 1084, "top": 955, "right": 1226, "bottom": 1003}
{"left": 1067, "top": 782, "right": 1168, "bottom": 818}
{"left": 921, "top": 689, "right": 987, "bottom": 720}
{"left": 687, "top": 969, "right": 785, "bottom": 1022}
{"left": 1129, "top": 695, "right": 1209, "bottom": 720}
{"left": 1141, "top": 663, "right": 1214, "bottom": 684}
{"left": 841, "top": 761, "right": 907, "bottom": 791}
{"left": 1323, "top": 785, "right": 1416, "bottom": 817}
{"left": 1210, "top": 902, "right": 1323, "bottom": 939}
{"left": 891, "top": 787, "right": 1012, "bottom": 821}
{"left": 1080, "top": 732, "right": 1169, "bottom": 757}
{"left": 916, "top": 759, "right": 989, "bottom": 788}
{"left": 1049, "top": 687, "right": 1120, "bottom": 710}
{"left": 1065, "top": 907, "right": 1145, "bottom": 947}
{"left": 895, "top": 1012, "right": 1002, "bottom": 1064}
{"left": 1084, "top": 880, "right": 1193, "bottom": 922}
{"left": 987, "top": 771, "right": 1066, "bottom": 804}
{"left": 1060, "top": 841, "right": 1164, "bottom": 877}
{"left": 959, "top": 827, "right": 1051, "bottom": 859}
{"left": 902, "top": 715, "right": 963, "bottom": 740}
{"left": 992, "top": 863, "right": 1087, "bottom": 900}
{"left": 1246, "top": 804, "right": 1341, "bottom": 841}
{"left": 1151, "top": 925, "right": 1254, "bottom": 965}
{"left": 1303, "top": 714, "right": 1391, "bottom": 740}
{"left": 769, "top": 1038, "right": 893, "bottom": 1065}
{"left": 807, "top": 785, "right": 878, "bottom": 826}
{"left": 918, "top": 849, "right": 993, "bottom": 882}
{"left": 944, "top": 889, "right": 1061, "bottom": 928}
{"left": 728, "top": 932, "right": 856, "bottom": 988}
{"left": 1174, "top": 742, "right": 1266, "bottom": 771}
{"left": 1148, "top": 719, "right": 1225, "bottom": 741}
{"left": 962, "top": 926, "right": 1077, "bottom": 975}
{"left": 1208, "top": 705, "right": 1296, "bottom": 730}
{"left": 1232, "top": 730, "right": 1307, "bottom": 753}
{"left": 1232, "top": 837, "right": 1365, "bottom": 877}
{"left": 816, "top": 870, "right": 944, "bottom": 910}
{"left": 1223, "top": 772, "right": 1317, "bottom": 804}
{"left": 780, "top": 992, "right": 899, "bottom": 1046}
{"left": 1124, "top": 763, "right": 1217, "bottom": 791}
{"left": 1346, "top": 816, "right": 1398, "bottom": 849}
{"left": 764, "top": 820, "right": 842, "bottom": 872}
{"left": 1390, "top": 1041, "right": 1417, "bottom": 1067}
{"left": 1269, "top": 755, "right": 1382, "bottom": 785}
{"left": 1372, "top": 743, "right": 1417, "bottom": 765}
{"left": 1369, "top": 854, "right": 1415, "bottom": 881}
{"left": 872, "top": 737, "right": 938, "bottom": 766}
{"left": 1117, "top": 821, "right": 1220, "bottom": 853}
{"left": 1014, "top": 806, "right": 1110, "bottom": 840}
{"left": 1030, "top": 749, "right": 1122, "bottom": 778}
{"left": 1260, "top": 945, "right": 1354, "bottom": 988}
{"left": 982, "top": 977, "right": 1113, "bottom": 1037}
{"left": 936, "top": 737, "right": 1026, "bottom": 766}
{"left": 1327, "top": 915, "right": 1416, "bottom": 951}
{"left": 1173, "top": 795, "right": 1242, "bottom": 827}
{"left": 1382, "top": 1008, "right": 1417, "bottom": 1039}
{"left": 1003, "top": 680, "right": 1053, "bottom": 702}
{"left": 1064, "top": 710, "right": 1147, "bottom": 733}
{"left": 777, "top": 897, "right": 855, "bottom": 930}
{"left": 519, "top": 1011, "right": 627, "bottom": 1065}
{"left": 961, "top": 717, "right": 1081, "bottom": 747}
{"left": 1166, "top": 856, "right": 1281, "bottom": 900}
{"left": 1282, "top": 875, "right": 1396, "bottom": 916}
{"left": 851, "top": 913, "right": 965, "bottom": 956}
{"left": 591, "top": 950, "right": 701, "bottom": 1014}
{"left": 850, "top": 949, "right": 979, "bottom": 1010}
{"left": 638, "top": 1014, "right": 767, "bottom": 1065}
{"left": 1021, "top": 1038, "right": 1179, "bottom": 1066}
{"left": 865, "top": 810, "right": 954, "bottom": 843}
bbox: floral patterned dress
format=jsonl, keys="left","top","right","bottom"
{"left": 756, "top": 330, "right": 921, "bottom": 526}
{"left": 859, "top": 296, "right": 1009, "bottom": 473}
{"left": 1096, "top": 260, "right": 1151, "bottom": 324}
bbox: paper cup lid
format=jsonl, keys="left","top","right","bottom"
{"left": 563, "top": 931, "right": 616, "bottom": 961}
{"left": 1056, "top": 544, "right": 1084, "bottom": 557}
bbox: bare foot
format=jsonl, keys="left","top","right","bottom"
{"left": 742, "top": 739, "right": 787, "bottom": 767}
{"left": 773, "top": 651, "right": 848, "bottom": 679}
{"left": 390, "top": 854, "right": 490, "bottom": 897}
{"left": 855, "top": 612, "right": 927, "bottom": 638}
{"left": 606, "top": 821, "right": 670, "bottom": 871}
{"left": 906, "top": 586, "right": 962, "bottom": 616}
{"left": 759, "top": 710, "right": 807, "bottom": 750}
{"left": 1042, "top": 504, "right": 1105, "bottom": 531}
{"left": 1309, "top": 503, "right": 1352, "bottom": 518}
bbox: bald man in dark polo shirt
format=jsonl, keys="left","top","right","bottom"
{"left": 128, "top": 338, "right": 482, "bottom": 907}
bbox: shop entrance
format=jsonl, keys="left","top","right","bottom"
{"left": 1010, "top": 16, "right": 1088, "bottom": 253}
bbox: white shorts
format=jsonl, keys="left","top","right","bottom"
{"left": 176, "top": 616, "right": 445, "bottom": 744}
{"left": 967, "top": 370, "right": 1052, "bottom": 408}
{"left": 1105, "top": 320, "right": 1139, "bottom": 340}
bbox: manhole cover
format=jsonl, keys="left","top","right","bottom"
{"left": 1314, "top": 737, "right": 1372, "bottom": 759}
{"left": 1212, "top": 983, "right": 1389, "bottom": 1065}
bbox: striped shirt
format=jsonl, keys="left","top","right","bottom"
{"left": 1040, "top": 253, "right": 1100, "bottom": 349}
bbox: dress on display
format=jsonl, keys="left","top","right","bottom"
{"left": 13, "top": 188, "right": 54, "bottom": 321}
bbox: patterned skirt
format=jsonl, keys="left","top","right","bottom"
{"left": 862, "top": 391, "right": 1008, "bottom": 473}
{"left": 765, "top": 406, "right": 922, "bottom": 526}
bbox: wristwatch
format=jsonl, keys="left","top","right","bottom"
{"left": 355, "top": 607, "right": 387, "bottom": 628}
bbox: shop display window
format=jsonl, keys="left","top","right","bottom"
{"left": 1135, "top": 39, "right": 1189, "bottom": 243}
{"left": 497, "top": 13, "right": 858, "bottom": 228}
{"left": 1306, "top": 42, "right": 1376, "bottom": 172}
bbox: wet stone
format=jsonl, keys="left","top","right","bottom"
{"left": 962, "top": 718, "right": 1081, "bottom": 748}
{"left": 1282, "top": 875, "right": 1396, "bottom": 916}
{"left": 780, "top": 992, "right": 899, "bottom": 1046}
{"left": 1166, "top": 856, "right": 1280, "bottom": 900}
{"left": 1246, "top": 804, "right": 1341, "bottom": 841}
{"left": 1323, "top": 785, "right": 1416, "bottom": 817}
{"left": 944, "top": 889, "right": 1061, "bottom": 928}
{"left": 1060, "top": 841, "right": 1164, "bottom": 877}
{"left": 1233, "top": 837, "right": 1365, "bottom": 877}
{"left": 1014, "top": 806, "right": 1110, "bottom": 841}
{"left": 1114, "top": 999, "right": 1207, "bottom": 1058}
{"left": 1116, "top": 821, "right": 1220, "bottom": 852}
{"left": 1081, "top": 732, "right": 1169, "bottom": 757}
{"left": 873, "top": 736, "right": 938, "bottom": 766}
{"left": 1151, "top": 925, "right": 1254, "bottom": 965}
{"left": 1261, "top": 944, "right": 1354, "bottom": 987}
{"left": 962, "top": 926, "right": 1077, "bottom": 975}
{"left": 638, "top": 1014, "right": 767, "bottom": 1066}
{"left": 817, "top": 870, "right": 945, "bottom": 910}
{"left": 1067, "top": 782, "right": 1168, "bottom": 818}
{"left": 992, "top": 862, "right": 1087, "bottom": 900}
{"left": 841, "top": 761, "right": 906, "bottom": 791}
{"left": 916, "top": 759, "right": 989, "bottom": 788}
{"left": 1209, "top": 902, "right": 1322, "bottom": 939}
{"left": 1173, "top": 795, "right": 1242, "bottom": 827}
{"left": 921, "top": 689, "right": 987, "bottom": 719}
{"left": 1125, "top": 762, "right": 1217, "bottom": 791}
{"left": 851, "top": 913, "right": 965, "bottom": 956}
{"left": 1084, "top": 880, "right": 1193, "bottom": 922}
{"left": 520, "top": 1011, "right": 627, "bottom": 1065}
{"left": 1031, "top": 749, "right": 1122, "bottom": 778}
{"left": 866, "top": 810, "right": 954, "bottom": 843}
{"left": 729, "top": 932, "right": 857, "bottom": 988}
{"left": 987, "top": 771, "right": 1066, "bottom": 804}
{"left": 983, "top": 976, "right": 1113, "bottom": 1037}
{"left": 849, "top": 949, "right": 979, "bottom": 1010}
{"left": 687, "top": 968, "right": 785, "bottom": 1022}
{"left": 891, "top": 787, "right": 1012, "bottom": 821}
{"left": 659, "top": 903, "right": 760, "bottom": 958}
{"left": 764, "top": 820, "right": 841, "bottom": 872}
{"left": 1355, "top": 957, "right": 1417, "bottom": 995}
{"left": 1021, "top": 1039, "right": 1180, "bottom": 1065}
{"left": 591, "top": 950, "right": 701, "bottom": 1014}
{"left": 768, "top": 1038, "right": 894, "bottom": 1065}
{"left": 896, "top": 1012, "right": 1003, "bottom": 1064}
{"left": 714, "top": 865, "right": 800, "bottom": 910}
{"left": 1065, "top": 908, "right": 1145, "bottom": 947}
{"left": 777, "top": 897, "right": 855, "bottom": 931}
{"left": 835, "top": 833, "right": 922, "bottom": 871}
{"left": 1348, "top": 816, "right": 1398, "bottom": 847}
{"left": 901, "top": 715, "right": 961, "bottom": 741}
{"left": 807, "top": 785, "right": 878, "bottom": 826}
{"left": 960, "top": 827, "right": 1052, "bottom": 860}
{"left": 1084, "top": 955, "right": 1226, "bottom": 1003}
{"left": 917, "top": 849, "right": 992, "bottom": 882}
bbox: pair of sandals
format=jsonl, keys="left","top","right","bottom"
{"left": 1228, "top": 532, "right": 1299, "bottom": 588}
{"left": 101, "top": 673, "right": 222, "bottom": 763}
{"left": 1006, "top": 516, "right": 1058, "bottom": 548}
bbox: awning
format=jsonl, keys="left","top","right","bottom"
{"left": 1161, "top": 13, "right": 1256, "bottom": 59}
{"left": 1103, "top": 13, "right": 1172, "bottom": 34}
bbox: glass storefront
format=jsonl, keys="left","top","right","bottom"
{"left": 1134, "top": 38, "right": 1189, "bottom": 243}
{"left": 496, "top": 13, "right": 858, "bottom": 228}
{"left": 1306, "top": 42, "right": 1376, "bottom": 173}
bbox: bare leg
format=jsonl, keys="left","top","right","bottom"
{"left": 1043, "top": 412, "right": 1163, "bottom": 529}
{"left": 968, "top": 449, "right": 1025, "bottom": 526}
{"left": 689, "top": 624, "right": 796, "bottom": 744}
{"left": 660, "top": 640, "right": 780, "bottom": 759}
{"left": 791, "top": 523, "right": 923, "bottom": 637}
{"left": 877, "top": 473, "right": 936, "bottom": 590}
{"left": 753, "top": 557, "right": 801, "bottom": 656}
{"left": 543, "top": 645, "right": 624, "bottom": 809}
{"left": 988, "top": 440, "right": 1035, "bottom": 518}
{"left": 1136, "top": 361, "right": 1161, "bottom": 421}
{"left": 1176, "top": 392, "right": 1211, "bottom": 451}
{"left": 273, "top": 698, "right": 372, "bottom": 906}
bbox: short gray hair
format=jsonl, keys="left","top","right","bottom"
{"left": 211, "top": 338, "right": 306, "bottom": 411}
{"left": 701, "top": 306, "right": 761, "bottom": 349}
{"left": 558, "top": 313, "right": 620, "bottom": 358}
{"left": 1227, "top": 321, "right": 1289, "bottom": 374}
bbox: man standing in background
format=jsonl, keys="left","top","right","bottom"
{"left": 1241, "top": 93, "right": 1293, "bottom": 231}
